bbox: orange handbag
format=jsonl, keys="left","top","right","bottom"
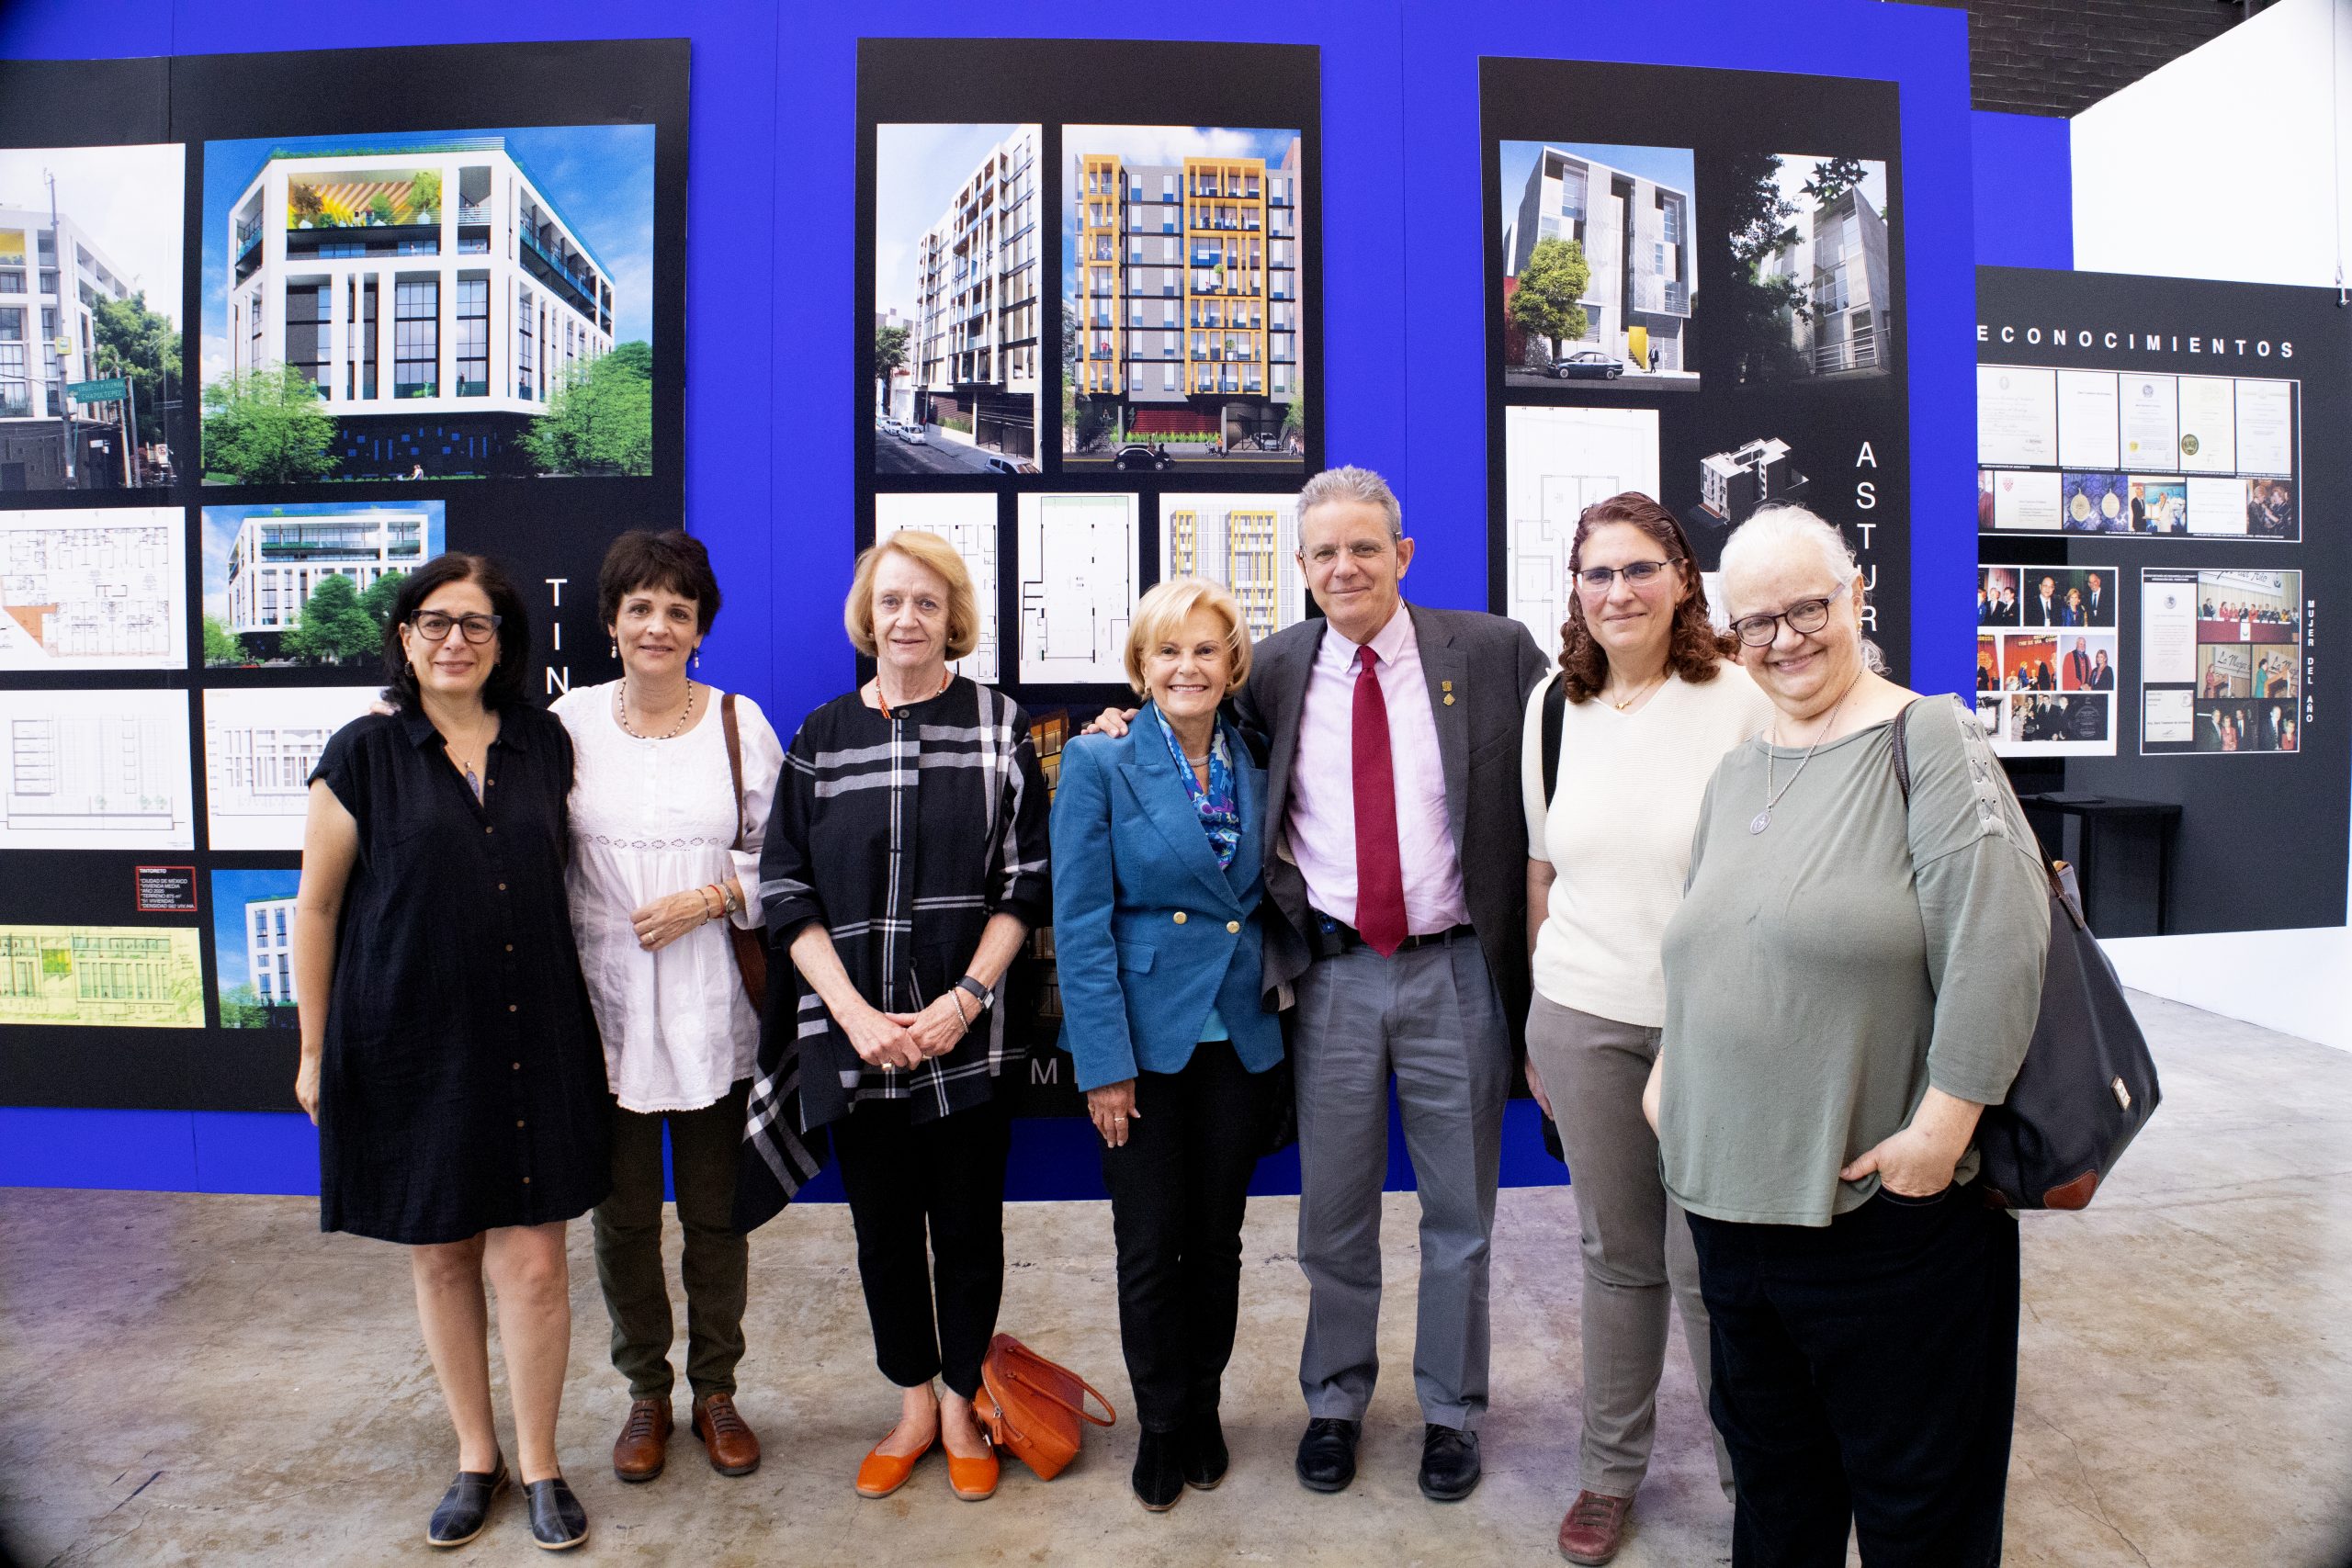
{"left": 972, "top": 1333, "right": 1116, "bottom": 1480}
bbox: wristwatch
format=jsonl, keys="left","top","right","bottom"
{"left": 954, "top": 976, "right": 993, "bottom": 1013}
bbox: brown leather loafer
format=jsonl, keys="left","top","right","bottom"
{"left": 1557, "top": 1489, "right": 1634, "bottom": 1564}
{"left": 612, "top": 1397, "right": 673, "bottom": 1483}
{"left": 693, "top": 1393, "right": 762, "bottom": 1477}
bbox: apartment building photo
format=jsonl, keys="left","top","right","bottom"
{"left": 1756, "top": 155, "right": 1892, "bottom": 378}
{"left": 217, "top": 133, "right": 631, "bottom": 479}
{"left": 1066, "top": 126, "right": 1303, "bottom": 458}
{"left": 1500, "top": 141, "right": 1694, "bottom": 380}
{"left": 214, "top": 502, "right": 440, "bottom": 646}
{"left": 0, "top": 209, "right": 142, "bottom": 491}
{"left": 906, "top": 126, "right": 1044, "bottom": 461}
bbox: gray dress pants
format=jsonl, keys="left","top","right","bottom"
{"left": 1292, "top": 934, "right": 1510, "bottom": 1431}
{"left": 1524, "top": 992, "right": 1733, "bottom": 1498}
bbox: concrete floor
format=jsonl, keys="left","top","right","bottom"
{"left": 4, "top": 989, "right": 2349, "bottom": 1567}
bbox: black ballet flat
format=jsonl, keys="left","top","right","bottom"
{"left": 525, "top": 1474, "right": 589, "bottom": 1551}
{"left": 425, "top": 1452, "right": 508, "bottom": 1548}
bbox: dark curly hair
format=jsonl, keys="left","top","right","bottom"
{"left": 380, "top": 553, "right": 533, "bottom": 712}
{"left": 1555, "top": 492, "right": 1736, "bottom": 705}
{"left": 597, "top": 528, "right": 721, "bottom": 635}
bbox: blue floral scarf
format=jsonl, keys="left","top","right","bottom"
{"left": 1159, "top": 712, "right": 1240, "bottom": 871}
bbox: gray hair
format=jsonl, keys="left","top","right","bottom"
{"left": 1297, "top": 465, "right": 1404, "bottom": 540}
{"left": 1719, "top": 504, "right": 1888, "bottom": 674}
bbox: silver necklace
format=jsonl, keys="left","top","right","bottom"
{"left": 617, "top": 678, "right": 697, "bottom": 739}
{"left": 1750, "top": 675, "right": 1862, "bottom": 835}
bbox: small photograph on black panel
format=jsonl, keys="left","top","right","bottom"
{"left": 1497, "top": 141, "right": 1697, "bottom": 392}
{"left": 201, "top": 125, "right": 656, "bottom": 482}
{"left": 0, "top": 143, "right": 185, "bottom": 491}
{"left": 209, "top": 867, "right": 303, "bottom": 1030}
{"left": 1725, "top": 152, "right": 1891, "bottom": 387}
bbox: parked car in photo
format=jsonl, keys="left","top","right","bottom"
{"left": 900, "top": 423, "right": 927, "bottom": 445}
{"left": 983, "top": 455, "right": 1041, "bottom": 476}
{"left": 1551, "top": 350, "right": 1628, "bottom": 379}
{"left": 877, "top": 416, "right": 902, "bottom": 438}
{"left": 1113, "top": 443, "right": 1176, "bottom": 472}
{"left": 1248, "top": 432, "right": 1283, "bottom": 452}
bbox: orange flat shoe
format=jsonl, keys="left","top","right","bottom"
{"left": 854, "top": 1431, "right": 934, "bottom": 1499}
{"left": 945, "top": 1439, "right": 1000, "bottom": 1502}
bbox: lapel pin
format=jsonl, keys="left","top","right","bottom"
{"left": 1443, "top": 694, "right": 1456, "bottom": 705}
{"left": 1442, "top": 680, "right": 1453, "bottom": 690}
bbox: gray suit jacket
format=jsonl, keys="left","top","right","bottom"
{"left": 1231, "top": 602, "right": 1550, "bottom": 1051}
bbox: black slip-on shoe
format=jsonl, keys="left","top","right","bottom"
{"left": 1295, "top": 1416, "right": 1361, "bottom": 1493}
{"left": 1180, "top": 1408, "right": 1229, "bottom": 1490}
{"left": 425, "top": 1453, "right": 508, "bottom": 1548}
{"left": 1418, "top": 1424, "right": 1482, "bottom": 1502}
{"left": 525, "top": 1475, "right": 589, "bottom": 1551}
{"left": 1132, "top": 1427, "right": 1186, "bottom": 1512}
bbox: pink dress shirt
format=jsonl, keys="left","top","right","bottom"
{"left": 1285, "top": 604, "right": 1469, "bottom": 935}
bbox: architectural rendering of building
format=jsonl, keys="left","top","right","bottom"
{"left": 910, "top": 127, "right": 1042, "bottom": 460}
{"left": 0, "top": 208, "right": 141, "bottom": 491}
{"left": 244, "top": 897, "right": 297, "bottom": 1010}
{"left": 220, "top": 505, "right": 434, "bottom": 637}
{"left": 1502, "top": 147, "right": 1692, "bottom": 372}
{"left": 1162, "top": 497, "right": 1303, "bottom": 642}
{"left": 1758, "top": 181, "right": 1890, "bottom": 376}
{"left": 1700, "top": 436, "right": 1807, "bottom": 524}
{"left": 1069, "top": 139, "right": 1301, "bottom": 449}
{"left": 221, "top": 138, "right": 616, "bottom": 477}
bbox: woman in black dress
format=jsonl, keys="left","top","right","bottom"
{"left": 293, "top": 554, "right": 607, "bottom": 1551}
{"left": 745, "top": 529, "right": 1050, "bottom": 1504}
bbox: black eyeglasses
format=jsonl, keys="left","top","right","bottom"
{"left": 1729, "top": 596, "right": 1836, "bottom": 648}
{"left": 1575, "top": 559, "right": 1678, "bottom": 592}
{"left": 411, "top": 611, "right": 503, "bottom": 645}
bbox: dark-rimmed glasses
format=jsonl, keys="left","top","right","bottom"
{"left": 411, "top": 611, "right": 502, "bottom": 645}
{"left": 1729, "top": 595, "right": 1837, "bottom": 648}
{"left": 1575, "top": 558, "right": 1678, "bottom": 593}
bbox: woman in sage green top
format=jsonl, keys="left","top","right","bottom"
{"left": 1646, "top": 506, "right": 2048, "bottom": 1568}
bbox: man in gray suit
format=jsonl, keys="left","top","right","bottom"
{"left": 1111, "top": 466, "right": 1546, "bottom": 1498}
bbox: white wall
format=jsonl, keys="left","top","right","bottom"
{"left": 2071, "top": 0, "right": 2352, "bottom": 1051}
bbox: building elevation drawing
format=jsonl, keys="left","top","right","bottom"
{"left": 1503, "top": 406, "right": 1661, "bottom": 653}
{"left": 221, "top": 137, "right": 617, "bottom": 477}
{"left": 0, "top": 688, "right": 192, "bottom": 851}
{"left": 1756, "top": 157, "right": 1891, "bottom": 377}
{"left": 0, "top": 925, "right": 204, "bottom": 1029}
{"left": 202, "top": 686, "right": 378, "bottom": 851}
{"left": 0, "top": 508, "right": 185, "bottom": 670}
{"left": 1502, "top": 144, "right": 1693, "bottom": 375}
{"left": 876, "top": 493, "right": 1001, "bottom": 684}
{"left": 1019, "top": 492, "right": 1137, "bottom": 685}
{"left": 1160, "top": 493, "right": 1305, "bottom": 642}
{"left": 908, "top": 126, "right": 1044, "bottom": 462}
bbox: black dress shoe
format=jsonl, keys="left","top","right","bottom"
{"left": 1179, "top": 1408, "right": 1228, "bottom": 1491}
{"left": 425, "top": 1453, "right": 508, "bottom": 1548}
{"left": 1418, "top": 1424, "right": 1481, "bottom": 1502}
{"left": 525, "top": 1475, "right": 589, "bottom": 1551}
{"left": 1132, "top": 1428, "right": 1186, "bottom": 1512}
{"left": 1295, "top": 1416, "right": 1360, "bottom": 1493}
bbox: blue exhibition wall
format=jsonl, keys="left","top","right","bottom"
{"left": 0, "top": 0, "right": 2018, "bottom": 1197}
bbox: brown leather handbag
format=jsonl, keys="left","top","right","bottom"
{"left": 972, "top": 1333, "right": 1116, "bottom": 1480}
{"left": 719, "top": 694, "right": 768, "bottom": 1010}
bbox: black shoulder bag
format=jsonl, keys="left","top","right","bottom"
{"left": 1890, "top": 699, "right": 2162, "bottom": 1210}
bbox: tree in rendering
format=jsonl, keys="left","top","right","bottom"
{"left": 357, "top": 571, "right": 407, "bottom": 631}
{"left": 202, "top": 364, "right": 337, "bottom": 484}
{"left": 1723, "top": 150, "right": 1810, "bottom": 384}
{"left": 91, "top": 292, "right": 180, "bottom": 468}
{"left": 875, "top": 321, "right": 909, "bottom": 416}
{"left": 1801, "top": 156, "right": 1871, "bottom": 209}
{"left": 217, "top": 981, "right": 267, "bottom": 1029}
{"left": 1508, "top": 236, "right": 1591, "bottom": 365}
{"left": 407, "top": 170, "right": 442, "bottom": 222}
{"left": 522, "top": 340, "right": 653, "bottom": 476}
{"left": 200, "top": 614, "right": 251, "bottom": 667}
{"left": 282, "top": 573, "right": 381, "bottom": 665}
{"left": 1282, "top": 362, "right": 1307, "bottom": 452}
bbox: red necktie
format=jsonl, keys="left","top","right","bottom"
{"left": 1351, "top": 643, "right": 1408, "bottom": 957}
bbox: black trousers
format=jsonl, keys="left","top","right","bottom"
{"left": 1099, "top": 1042, "right": 1275, "bottom": 1432}
{"left": 831, "top": 1095, "right": 1011, "bottom": 1399}
{"left": 1688, "top": 1186, "right": 2021, "bottom": 1568}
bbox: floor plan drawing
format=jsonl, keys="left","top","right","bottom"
{"left": 203, "top": 686, "right": 379, "bottom": 852}
{"left": 1018, "top": 492, "right": 1139, "bottom": 686}
{"left": 0, "top": 925, "right": 205, "bottom": 1029}
{"left": 0, "top": 688, "right": 194, "bottom": 851}
{"left": 1504, "top": 406, "right": 1660, "bottom": 655}
{"left": 0, "top": 508, "right": 187, "bottom": 671}
{"left": 1160, "top": 493, "right": 1306, "bottom": 643}
{"left": 876, "top": 493, "right": 1001, "bottom": 684}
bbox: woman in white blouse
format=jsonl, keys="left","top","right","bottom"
{"left": 550, "top": 529, "right": 784, "bottom": 1488}
{"left": 1519, "top": 493, "right": 1773, "bottom": 1566}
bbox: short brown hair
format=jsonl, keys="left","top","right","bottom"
{"left": 1555, "top": 492, "right": 1735, "bottom": 704}
{"left": 1122, "top": 576, "right": 1252, "bottom": 695}
{"left": 598, "top": 528, "right": 721, "bottom": 634}
{"left": 844, "top": 531, "right": 978, "bottom": 661}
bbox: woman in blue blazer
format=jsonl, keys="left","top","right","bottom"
{"left": 1050, "top": 576, "right": 1284, "bottom": 1515}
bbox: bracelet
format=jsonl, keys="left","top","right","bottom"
{"left": 697, "top": 886, "right": 722, "bottom": 921}
{"left": 949, "top": 989, "right": 975, "bottom": 1031}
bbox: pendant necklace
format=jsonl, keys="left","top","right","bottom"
{"left": 1750, "top": 673, "right": 1862, "bottom": 835}
{"left": 1607, "top": 671, "right": 1667, "bottom": 712}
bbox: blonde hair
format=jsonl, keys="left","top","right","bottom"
{"left": 1122, "top": 576, "right": 1253, "bottom": 696}
{"left": 843, "top": 532, "right": 978, "bottom": 661}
